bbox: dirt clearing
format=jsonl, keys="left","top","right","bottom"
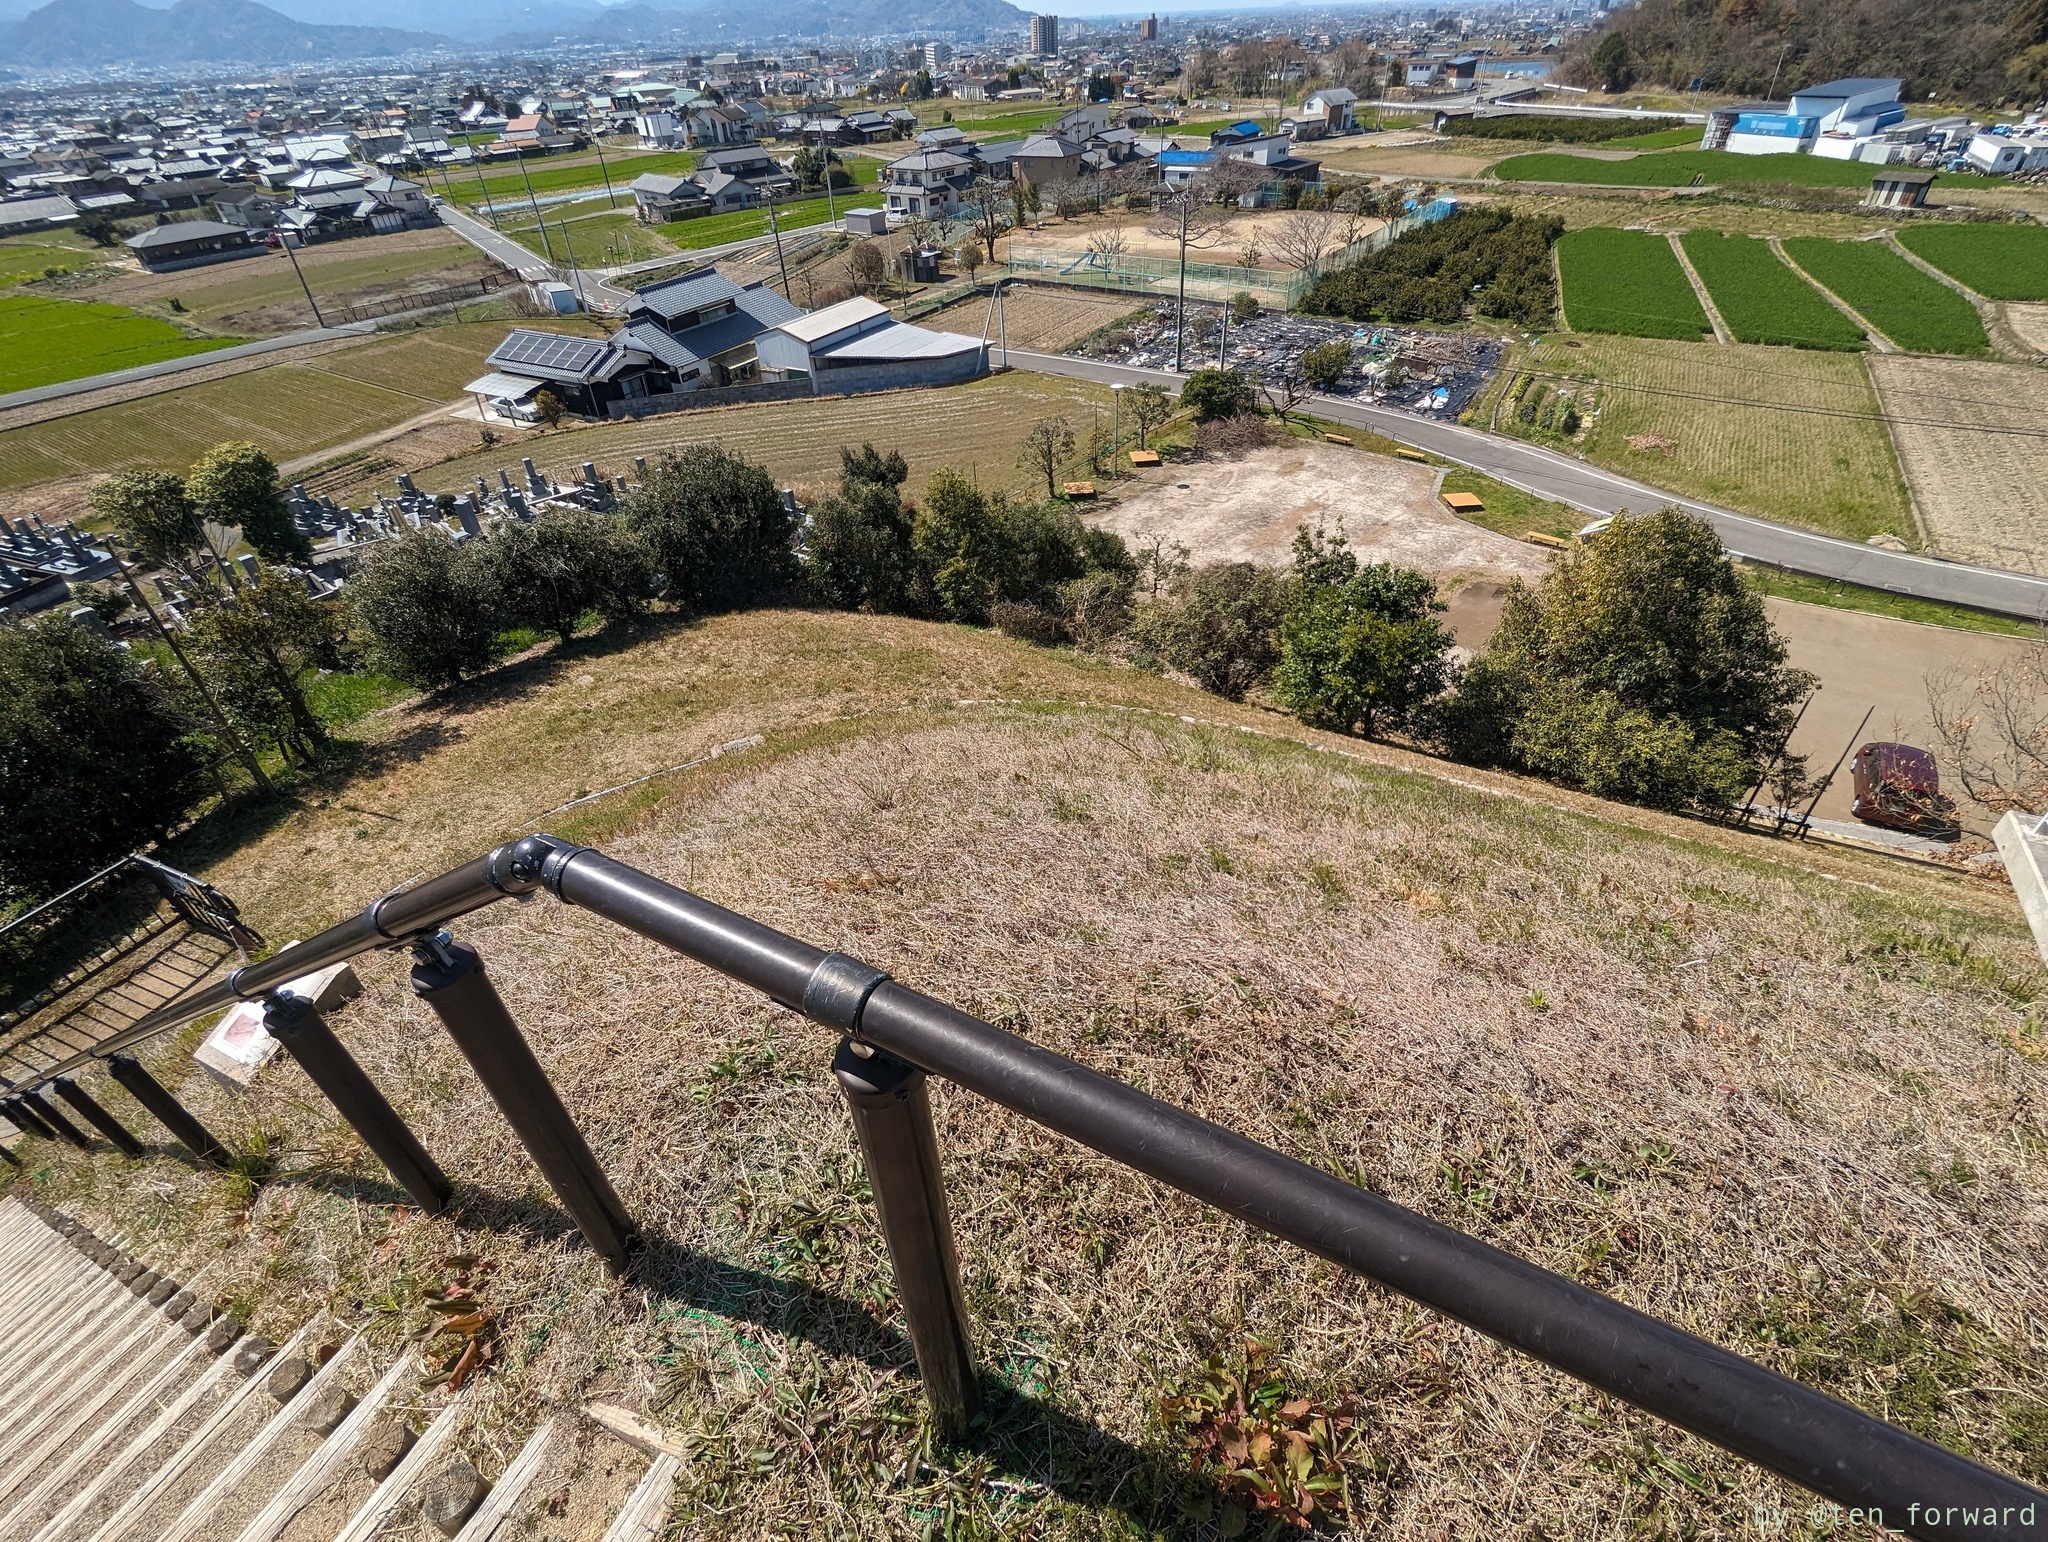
{"left": 927, "top": 285, "right": 1140, "bottom": 352}
{"left": 1868, "top": 353, "right": 2048, "bottom": 571}
{"left": 1090, "top": 440, "right": 1551, "bottom": 587}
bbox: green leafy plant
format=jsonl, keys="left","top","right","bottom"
{"left": 1159, "top": 1343, "right": 1362, "bottom": 1531}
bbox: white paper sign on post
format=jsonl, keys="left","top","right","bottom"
{"left": 191, "top": 941, "right": 362, "bottom": 1090}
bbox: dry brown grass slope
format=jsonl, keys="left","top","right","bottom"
{"left": 9, "top": 610, "right": 2046, "bottom": 1542}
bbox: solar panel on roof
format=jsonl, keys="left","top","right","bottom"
{"left": 494, "top": 332, "right": 609, "bottom": 372}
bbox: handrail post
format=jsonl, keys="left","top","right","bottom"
{"left": 107, "top": 1054, "right": 231, "bottom": 1166}
{"left": 52, "top": 1078, "right": 145, "bottom": 1157}
{"left": 19, "top": 1090, "right": 91, "bottom": 1149}
{"left": 408, "top": 934, "right": 638, "bottom": 1275}
{"left": 4, "top": 1095, "right": 57, "bottom": 1140}
{"left": 262, "top": 994, "right": 452, "bottom": 1214}
{"left": 833, "top": 1039, "right": 979, "bottom": 1442}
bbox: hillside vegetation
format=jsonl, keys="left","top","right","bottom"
{"left": 9, "top": 609, "right": 2044, "bottom": 1541}
{"left": 1559, "top": 0, "right": 2048, "bottom": 107}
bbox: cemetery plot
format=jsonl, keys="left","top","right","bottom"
{"left": 1894, "top": 223, "right": 2048, "bottom": 302}
{"left": 1781, "top": 237, "right": 1989, "bottom": 355}
{"left": 0, "top": 294, "right": 233, "bottom": 392}
{"left": 1556, "top": 227, "right": 1712, "bottom": 340}
{"left": 1679, "top": 231, "right": 1866, "bottom": 350}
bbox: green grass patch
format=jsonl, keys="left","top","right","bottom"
{"left": 0, "top": 294, "right": 235, "bottom": 391}
{"left": 1781, "top": 237, "right": 1988, "bottom": 355}
{"left": 1737, "top": 562, "right": 2040, "bottom": 636}
{"left": 1895, "top": 223, "right": 2048, "bottom": 302}
{"left": 454, "top": 150, "right": 697, "bottom": 206}
{"left": 960, "top": 106, "right": 1070, "bottom": 137}
{"left": 1495, "top": 149, "right": 1909, "bottom": 189}
{"left": 1556, "top": 227, "right": 1711, "bottom": 340}
{"left": 503, "top": 211, "right": 671, "bottom": 267}
{"left": 1438, "top": 467, "right": 1585, "bottom": 542}
{"left": 0, "top": 234, "right": 103, "bottom": 285}
{"left": 1680, "top": 232, "right": 1866, "bottom": 350}
{"left": 304, "top": 669, "right": 413, "bottom": 727}
{"left": 1608, "top": 126, "right": 1704, "bottom": 150}
{"left": 1443, "top": 114, "right": 1686, "bottom": 145}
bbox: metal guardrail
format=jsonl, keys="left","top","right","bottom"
{"left": 10, "top": 834, "right": 2046, "bottom": 1540}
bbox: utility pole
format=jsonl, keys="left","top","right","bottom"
{"left": 470, "top": 158, "right": 500, "bottom": 230}
{"left": 767, "top": 195, "right": 791, "bottom": 299}
{"left": 819, "top": 133, "right": 838, "bottom": 224}
{"left": 114, "top": 556, "right": 272, "bottom": 796}
{"left": 560, "top": 222, "right": 588, "bottom": 308}
{"left": 590, "top": 134, "right": 618, "bottom": 209}
{"left": 280, "top": 233, "right": 325, "bottom": 328}
{"left": 1172, "top": 188, "right": 1191, "bottom": 372}
{"left": 516, "top": 152, "right": 555, "bottom": 264}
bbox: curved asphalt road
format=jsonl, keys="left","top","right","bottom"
{"left": 1006, "top": 349, "right": 2048, "bottom": 622}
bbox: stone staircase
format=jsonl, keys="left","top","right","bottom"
{"left": 0, "top": 1198, "right": 686, "bottom": 1542}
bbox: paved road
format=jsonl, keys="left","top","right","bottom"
{"left": 0, "top": 322, "right": 377, "bottom": 414}
{"left": 1006, "top": 349, "right": 2048, "bottom": 621}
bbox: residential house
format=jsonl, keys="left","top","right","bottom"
{"left": 615, "top": 267, "right": 803, "bottom": 388}
{"left": 478, "top": 329, "right": 665, "bottom": 418}
{"left": 636, "top": 110, "right": 683, "bottom": 148}
{"left": 880, "top": 147, "right": 979, "bottom": 217}
{"left": 684, "top": 102, "right": 760, "bottom": 147}
{"left": 842, "top": 109, "right": 898, "bottom": 143}
{"left": 498, "top": 114, "right": 574, "bottom": 153}
{"left": 631, "top": 171, "right": 709, "bottom": 222}
{"left": 1299, "top": 87, "right": 1357, "bottom": 134}
{"left": 0, "top": 194, "right": 75, "bottom": 234}
{"left": 691, "top": 145, "right": 796, "bottom": 208}
{"left": 125, "top": 219, "right": 259, "bottom": 272}
{"left": 352, "top": 174, "right": 432, "bottom": 232}
{"left": 1011, "top": 132, "right": 1086, "bottom": 185}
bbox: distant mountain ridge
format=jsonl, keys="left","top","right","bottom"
{"left": 489, "top": 0, "right": 1030, "bottom": 46}
{"left": 4, "top": 0, "right": 451, "bottom": 66}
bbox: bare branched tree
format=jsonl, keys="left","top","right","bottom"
{"left": 1925, "top": 637, "right": 2048, "bottom": 814}
{"left": 1086, "top": 215, "right": 1130, "bottom": 264}
{"left": 966, "top": 175, "right": 1011, "bottom": 261}
{"left": 1148, "top": 172, "right": 1242, "bottom": 369}
{"left": 1270, "top": 206, "right": 1342, "bottom": 276}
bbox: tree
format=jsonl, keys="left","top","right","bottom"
{"left": 1180, "top": 368, "right": 1254, "bottom": 422}
{"left": 1271, "top": 207, "right": 1341, "bottom": 275}
{"left": 1274, "top": 563, "right": 1454, "bottom": 736}
{"left": 182, "top": 569, "right": 336, "bottom": 763}
{"left": 847, "top": 239, "right": 888, "bottom": 296}
{"left": 1128, "top": 382, "right": 1173, "bottom": 447}
{"left": 1440, "top": 507, "right": 1814, "bottom": 811}
{"left": 805, "top": 446, "right": 917, "bottom": 614}
{"left": 1148, "top": 173, "right": 1241, "bottom": 370}
{"left": 1085, "top": 215, "right": 1130, "bottom": 265}
{"left": 88, "top": 470, "right": 203, "bottom": 571}
{"left": 1299, "top": 340, "right": 1352, "bottom": 391}
{"left": 966, "top": 174, "right": 1011, "bottom": 261}
{"left": 533, "top": 388, "right": 566, "bottom": 429}
{"left": 621, "top": 446, "right": 797, "bottom": 613}
{"left": 481, "top": 508, "right": 653, "bottom": 643}
{"left": 76, "top": 210, "right": 119, "bottom": 246}
{"left": 1924, "top": 636, "right": 2048, "bottom": 815}
{"left": 1591, "top": 32, "right": 1634, "bottom": 91}
{"left": 349, "top": 529, "right": 503, "bottom": 690}
{"left": 187, "top": 442, "right": 310, "bottom": 564}
{"left": 1017, "top": 415, "right": 1076, "bottom": 500}
{"left": 1132, "top": 563, "right": 1289, "bottom": 700}
{"left": 0, "top": 613, "right": 207, "bottom": 897}
{"left": 911, "top": 471, "right": 1128, "bottom": 625}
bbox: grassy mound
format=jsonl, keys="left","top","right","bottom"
{"left": 11, "top": 612, "right": 2044, "bottom": 1539}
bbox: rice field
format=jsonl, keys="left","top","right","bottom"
{"left": 1895, "top": 222, "right": 2048, "bottom": 302}
{"left": 1781, "top": 237, "right": 1989, "bottom": 355}
{"left": 1498, "top": 332, "right": 1911, "bottom": 540}
{"left": 1556, "top": 227, "right": 1711, "bottom": 341}
{"left": 0, "top": 294, "right": 234, "bottom": 392}
{"left": 1679, "top": 232, "right": 1867, "bottom": 350}
{"left": 451, "top": 150, "right": 698, "bottom": 207}
{"left": 1494, "top": 150, "right": 1911, "bottom": 189}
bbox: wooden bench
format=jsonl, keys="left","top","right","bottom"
{"left": 1127, "top": 449, "right": 1162, "bottom": 467}
{"left": 1062, "top": 481, "right": 1097, "bottom": 498}
{"left": 1441, "top": 491, "right": 1486, "bottom": 514}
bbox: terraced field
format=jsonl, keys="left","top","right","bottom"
{"left": 1680, "top": 232, "right": 1866, "bottom": 350}
{"left": 1498, "top": 332, "right": 1911, "bottom": 540}
{"left": 1556, "top": 227, "right": 1711, "bottom": 340}
{"left": 0, "top": 294, "right": 234, "bottom": 392}
{"left": 1895, "top": 222, "right": 2048, "bottom": 301}
{"left": 1782, "top": 237, "right": 1989, "bottom": 355}
{"left": 1494, "top": 149, "right": 1909, "bottom": 188}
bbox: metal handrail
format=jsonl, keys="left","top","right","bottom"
{"left": 21, "top": 833, "right": 2048, "bottom": 1542}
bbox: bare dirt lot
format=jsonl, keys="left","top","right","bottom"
{"left": 1868, "top": 353, "right": 2048, "bottom": 571}
{"left": 2002, "top": 301, "right": 2048, "bottom": 354}
{"left": 1087, "top": 440, "right": 1552, "bottom": 588}
{"left": 1003, "top": 206, "right": 1388, "bottom": 268}
{"left": 928, "top": 285, "right": 1141, "bottom": 352}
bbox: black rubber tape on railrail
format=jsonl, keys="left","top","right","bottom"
{"left": 534, "top": 841, "right": 2048, "bottom": 1542}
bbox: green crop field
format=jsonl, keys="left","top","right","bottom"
{"left": 453, "top": 150, "right": 698, "bottom": 206}
{"left": 0, "top": 295, "right": 235, "bottom": 392}
{"left": 1608, "top": 125, "right": 1703, "bottom": 149}
{"left": 1494, "top": 149, "right": 1911, "bottom": 188}
{"left": 1556, "top": 227, "right": 1711, "bottom": 340}
{"left": 1895, "top": 223, "right": 2048, "bottom": 301}
{"left": 0, "top": 234, "right": 104, "bottom": 286}
{"left": 504, "top": 211, "right": 672, "bottom": 267}
{"left": 1680, "top": 232, "right": 1866, "bottom": 350}
{"left": 1496, "top": 333, "right": 1911, "bottom": 540}
{"left": 1781, "top": 237, "right": 1988, "bottom": 354}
